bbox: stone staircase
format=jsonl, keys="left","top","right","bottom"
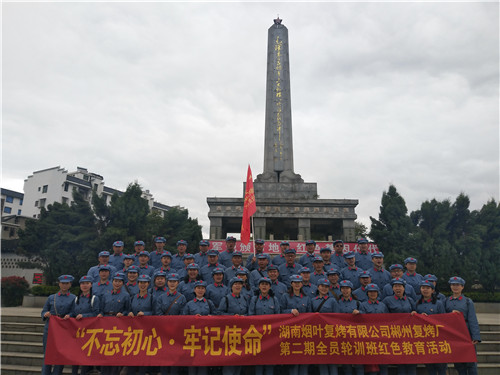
{"left": 1, "top": 312, "right": 499, "bottom": 374}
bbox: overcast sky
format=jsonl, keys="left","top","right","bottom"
{"left": 3, "top": 1, "right": 499, "bottom": 239}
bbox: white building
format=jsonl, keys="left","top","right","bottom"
{"left": 22, "top": 166, "right": 170, "bottom": 219}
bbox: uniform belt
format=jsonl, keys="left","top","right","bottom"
{"left": 104, "top": 312, "right": 116, "bottom": 316}
{"left": 56, "top": 314, "right": 66, "bottom": 318}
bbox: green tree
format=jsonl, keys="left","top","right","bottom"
{"left": 18, "top": 191, "right": 99, "bottom": 284}
{"left": 155, "top": 207, "right": 202, "bottom": 254}
{"left": 369, "top": 185, "right": 417, "bottom": 265}
{"left": 354, "top": 221, "right": 369, "bottom": 239}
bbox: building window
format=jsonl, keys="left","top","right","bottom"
{"left": 42, "top": 185, "right": 48, "bottom": 193}
{"left": 19, "top": 199, "right": 23, "bottom": 206}
{"left": 64, "top": 182, "right": 69, "bottom": 192}
{"left": 83, "top": 175, "right": 89, "bottom": 181}
{"left": 33, "top": 214, "right": 37, "bottom": 218}
{"left": 94, "top": 183, "right": 98, "bottom": 191}
{"left": 3, "top": 207, "right": 12, "bottom": 214}
{"left": 5, "top": 196, "right": 13, "bottom": 203}
{"left": 40, "top": 199, "right": 46, "bottom": 208}
{"left": 38, "top": 187, "right": 41, "bottom": 191}
{"left": 35, "top": 200, "right": 39, "bottom": 207}
{"left": 17, "top": 209, "right": 21, "bottom": 215}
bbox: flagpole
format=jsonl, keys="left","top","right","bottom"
{"left": 251, "top": 216, "right": 256, "bottom": 256}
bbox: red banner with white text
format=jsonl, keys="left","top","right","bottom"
{"left": 45, "top": 313, "right": 475, "bottom": 366}
{"left": 207, "top": 241, "right": 378, "bottom": 255}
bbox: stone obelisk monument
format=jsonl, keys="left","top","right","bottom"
{"left": 207, "top": 18, "right": 358, "bottom": 241}
{"left": 257, "top": 17, "right": 302, "bottom": 183}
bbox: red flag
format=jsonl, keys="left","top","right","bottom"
{"left": 241, "top": 165, "right": 256, "bottom": 244}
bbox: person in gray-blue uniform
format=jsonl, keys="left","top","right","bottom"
{"left": 278, "top": 248, "right": 300, "bottom": 286}
{"left": 98, "top": 273, "right": 130, "bottom": 317}
{"left": 331, "top": 240, "right": 346, "bottom": 269}
{"left": 129, "top": 275, "right": 153, "bottom": 317}
{"left": 235, "top": 268, "right": 253, "bottom": 301}
{"left": 248, "top": 277, "right": 281, "bottom": 375}
{"left": 70, "top": 275, "right": 99, "bottom": 375}
{"left": 337, "top": 280, "right": 363, "bottom": 375}
{"left": 245, "top": 239, "right": 265, "bottom": 272}
{"left": 218, "top": 277, "right": 249, "bottom": 316}
{"left": 87, "top": 251, "right": 117, "bottom": 282}
{"left": 200, "top": 250, "right": 225, "bottom": 281}
{"left": 109, "top": 240, "right": 125, "bottom": 270}
{"left": 183, "top": 280, "right": 216, "bottom": 316}
{"left": 359, "top": 283, "right": 388, "bottom": 314}
{"left": 369, "top": 252, "right": 391, "bottom": 290}
{"left": 299, "top": 267, "right": 317, "bottom": 299}
{"left": 310, "top": 256, "right": 327, "bottom": 285}
{"left": 172, "top": 239, "right": 190, "bottom": 270}
{"left": 280, "top": 275, "right": 312, "bottom": 314}
{"left": 402, "top": 257, "right": 423, "bottom": 295}
{"left": 120, "top": 254, "right": 135, "bottom": 281}
{"left": 98, "top": 274, "right": 131, "bottom": 374}
{"left": 313, "top": 278, "right": 339, "bottom": 375}
{"left": 132, "top": 240, "right": 146, "bottom": 266}
{"left": 218, "top": 277, "right": 249, "bottom": 375}
{"left": 280, "top": 275, "right": 311, "bottom": 375}
{"left": 150, "top": 236, "right": 166, "bottom": 269}
{"left": 218, "top": 236, "right": 237, "bottom": 268}
{"left": 381, "top": 264, "right": 417, "bottom": 301}
{"left": 271, "top": 241, "right": 290, "bottom": 267}
{"left": 124, "top": 266, "right": 140, "bottom": 295}
{"left": 298, "top": 240, "right": 317, "bottom": 269}
{"left": 224, "top": 251, "right": 245, "bottom": 284}
{"left": 444, "top": 276, "right": 481, "bottom": 375}
{"left": 179, "top": 263, "right": 203, "bottom": 301}
{"left": 206, "top": 267, "right": 229, "bottom": 309}
{"left": 352, "top": 270, "right": 371, "bottom": 302}
{"left": 177, "top": 254, "right": 196, "bottom": 279}
{"left": 157, "top": 251, "right": 176, "bottom": 274}
{"left": 340, "top": 252, "right": 364, "bottom": 289}
{"left": 41, "top": 275, "right": 76, "bottom": 375}
{"left": 415, "top": 280, "right": 447, "bottom": 375}
{"left": 423, "top": 274, "right": 446, "bottom": 302}
{"left": 319, "top": 247, "right": 334, "bottom": 270}
{"left": 155, "top": 274, "right": 186, "bottom": 375}
{"left": 127, "top": 275, "right": 153, "bottom": 375}
{"left": 154, "top": 273, "right": 187, "bottom": 316}
{"left": 92, "top": 265, "right": 114, "bottom": 298}
{"left": 354, "top": 238, "right": 373, "bottom": 270}
{"left": 183, "top": 281, "right": 215, "bottom": 375}
{"left": 326, "top": 267, "right": 341, "bottom": 298}
{"left": 382, "top": 278, "right": 416, "bottom": 375}
{"left": 382, "top": 278, "right": 416, "bottom": 313}
{"left": 194, "top": 240, "right": 210, "bottom": 268}
{"left": 359, "top": 283, "right": 388, "bottom": 375}
{"left": 137, "top": 251, "right": 156, "bottom": 278}
{"left": 266, "top": 265, "right": 288, "bottom": 296}
{"left": 151, "top": 271, "right": 168, "bottom": 304}
{"left": 312, "top": 278, "right": 338, "bottom": 313}
{"left": 249, "top": 253, "right": 269, "bottom": 289}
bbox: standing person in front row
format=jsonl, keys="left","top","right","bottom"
{"left": 249, "top": 277, "right": 281, "bottom": 375}
{"left": 183, "top": 281, "right": 215, "bottom": 375}
{"left": 98, "top": 272, "right": 130, "bottom": 375}
{"left": 313, "top": 278, "right": 339, "bottom": 375}
{"left": 382, "top": 278, "right": 416, "bottom": 375}
{"left": 218, "top": 277, "right": 249, "bottom": 375}
{"left": 415, "top": 280, "right": 447, "bottom": 375}
{"left": 154, "top": 273, "right": 186, "bottom": 375}
{"left": 337, "top": 280, "right": 363, "bottom": 375}
{"left": 41, "top": 275, "right": 76, "bottom": 375}
{"left": 127, "top": 274, "right": 153, "bottom": 375}
{"left": 280, "top": 275, "right": 312, "bottom": 375}
{"left": 359, "top": 284, "right": 388, "bottom": 375}
{"left": 444, "top": 276, "right": 481, "bottom": 375}
{"left": 71, "top": 276, "right": 100, "bottom": 375}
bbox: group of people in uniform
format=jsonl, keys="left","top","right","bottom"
{"left": 41, "top": 237, "right": 481, "bottom": 375}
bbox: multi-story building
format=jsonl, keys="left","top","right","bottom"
{"left": 22, "top": 166, "right": 170, "bottom": 219}
{"left": 1, "top": 188, "right": 29, "bottom": 240}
